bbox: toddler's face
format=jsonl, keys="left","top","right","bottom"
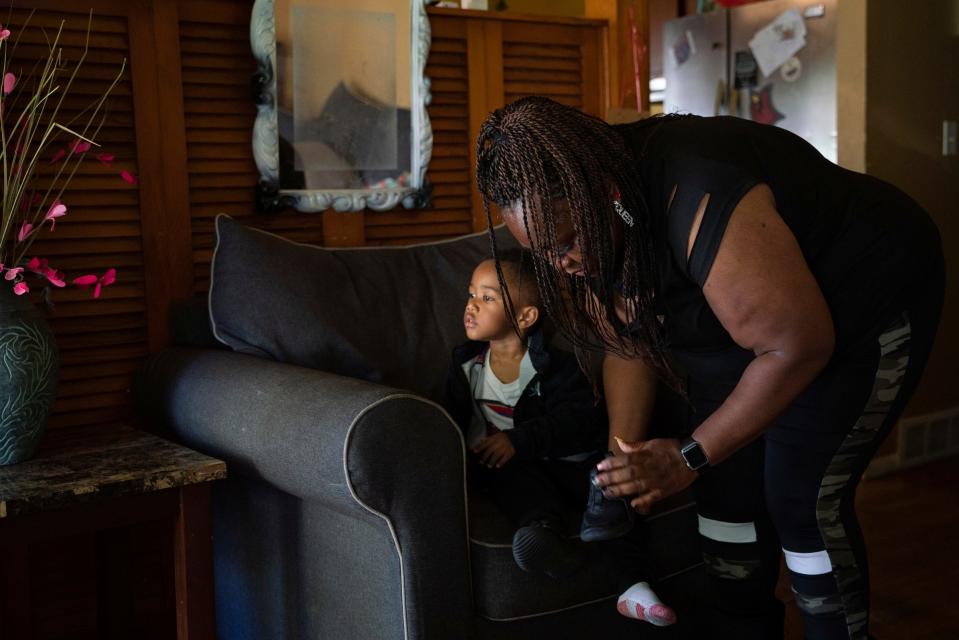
{"left": 464, "top": 260, "right": 514, "bottom": 342}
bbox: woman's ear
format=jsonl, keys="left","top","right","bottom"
{"left": 517, "top": 305, "right": 539, "bottom": 330}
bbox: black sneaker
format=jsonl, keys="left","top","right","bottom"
{"left": 512, "top": 520, "right": 586, "bottom": 578}
{"left": 580, "top": 466, "right": 635, "bottom": 542}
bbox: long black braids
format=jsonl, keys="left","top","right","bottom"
{"left": 476, "top": 96, "right": 685, "bottom": 391}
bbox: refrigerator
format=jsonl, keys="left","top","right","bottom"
{"left": 663, "top": 0, "right": 837, "bottom": 163}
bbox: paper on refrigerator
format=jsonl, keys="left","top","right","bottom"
{"left": 748, "top": 9, "right": 807, "bottom": 77}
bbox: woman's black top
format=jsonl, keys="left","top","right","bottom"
{"left": 614, "top": 116, "right": 941, "bottom": 386}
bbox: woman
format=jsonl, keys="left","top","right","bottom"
{"left": 475, "top": 96, "right": 943, "bottom": 639}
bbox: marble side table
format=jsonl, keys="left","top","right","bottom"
{"left": 0, "top": 423, "right": 226, "bottom": 639}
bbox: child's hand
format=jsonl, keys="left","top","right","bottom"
{"left": 474, "top": 432, "right": 516, "bottom": 468}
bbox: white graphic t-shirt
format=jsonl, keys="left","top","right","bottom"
{"left": 462, "top": 348, "right": 535, "bottom": 449}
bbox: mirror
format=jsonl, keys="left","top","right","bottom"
{"left": 251, "top": 0, "right": 433, "bottom": 212}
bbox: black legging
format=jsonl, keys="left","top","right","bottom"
{"left": 688, "top": 257, "right": 944, "bottom": 639}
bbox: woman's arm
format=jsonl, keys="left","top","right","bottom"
{"left": 584, "top": 290, "right": 660, "bottom": 454}
{"left": 596, "top": 183, "right": 835, "bottom": 510}
{"left": 693, "top": 183, "right": 834, "bottom": 463}
{"left": 603, "top": 351, "right": 658, "bottom": 453}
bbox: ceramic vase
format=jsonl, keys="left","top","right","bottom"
{"left": 0, "top": 285, "right": 58, "bottom": 465}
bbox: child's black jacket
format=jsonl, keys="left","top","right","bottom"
{"left": 441, "top": 326, "right": 606, "bottom": 460}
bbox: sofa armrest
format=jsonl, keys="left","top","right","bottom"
{"left": 135, "top": 347, "right": 473, "bottom": 638}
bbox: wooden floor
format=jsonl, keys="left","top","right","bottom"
{"left": 779, "top": 456, "right": 959, "bottom": 639}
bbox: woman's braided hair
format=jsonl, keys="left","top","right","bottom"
{"left": 476, "top": 96, "right": 683, "bottom": 390}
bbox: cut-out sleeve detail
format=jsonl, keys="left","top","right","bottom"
{"left": 666, "top": 156, "right": 760, "bottom": 287}
{"left": 667, "top": 183, "right": 706, "bottom": 273}
{"left": 688, "top": 178, "right": 758, "bottom": 286}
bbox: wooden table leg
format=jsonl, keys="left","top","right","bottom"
{"left": 173, "top": 483, "right": 215, "bottom": 640}
{"left": 0, "top": 530, "right": 32, "bottom": 640}
{"left": 97, "top": 526, "right": 136, "bottom": 639}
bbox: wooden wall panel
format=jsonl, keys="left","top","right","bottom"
{"left": 465, "top": 18, "right": 503, "bottom": 232}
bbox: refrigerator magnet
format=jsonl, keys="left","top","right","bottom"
{"left": 671, "top": 30, "right": 697, "bottom": 67}
{"left": 734, "top": 50, "right": 759, "bottom": 89}
{"left": 780, "top": 56, "right": 802, "bottom": 82}
{"left": 750, "top": 85, "right": 785, "bottom": 126}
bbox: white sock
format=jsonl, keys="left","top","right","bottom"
{"left": 616, "top": 581, "right": 677, "bottom": 627}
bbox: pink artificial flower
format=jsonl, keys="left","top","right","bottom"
{"left": 17, "top": 222, "right": 33, "bottom": 242}
{"left": 96, "top": 153, "right": 115, "bottom": 166}
{"left": 120, "top": 170, "right": 138, "bottom": 185}
{"left": 70, "top": 139, "right": 92, "bottom": 154}
{"left": 49, "top": 148, "right": 66, "bottom": 164}
{"left": 43, "top": 201, "right": 67, "bottom": 230}
{"left": 43, "top": 268, "right": 66, "bottom": 288}
{"left": 4, "top": 267, "right": 22, "bottom": 281}
{"left": 13, "top": 281, "right": 28, "bottom": 296}
{"left": 73, "top": 268, "right": 116, "bottom": 299}
{"left": 3, "top": 72, "right": 16, "bottom": 95}
{"left": 0, "top": 25, "right": 10, "bottom": 41}
{"left": 24, "top": 257, "right": 66, "bottom": 288}
{"left": 26, "top": 257, "right": 44, "bottom": 273}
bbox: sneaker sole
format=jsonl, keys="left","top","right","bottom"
{"left": 513, "top": 529, "right": 585, "bottom": 577}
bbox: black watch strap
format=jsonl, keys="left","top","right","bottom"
{"left": 680, "top": 437, "right": 710, "bottom": 473}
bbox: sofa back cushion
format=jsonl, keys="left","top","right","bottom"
{"left": 209, "top": 214, "right": 517, "bottom": 402}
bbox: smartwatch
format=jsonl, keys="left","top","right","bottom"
{"left": 680, "top": 437, "right": 710, "bottom": 473}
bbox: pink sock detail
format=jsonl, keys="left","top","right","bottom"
{"left": 647, "top": 603, "right": 678, "bottom": 626}
{"left": 616, "top": 581, "right": 677, "bottom": 627}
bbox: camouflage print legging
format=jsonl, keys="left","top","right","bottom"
{"left": 688, "top": 276, "right": 943, "bottom": 640}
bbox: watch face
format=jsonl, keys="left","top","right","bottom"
{"left": 682, "top": 440, "right": 709, "bottom": 470}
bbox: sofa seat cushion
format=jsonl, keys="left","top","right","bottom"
{"left": 467, "top": 491, "right": 701, "bottom": 621}
{"left": 209, "top": 214, "right": 516, "bottom": 402}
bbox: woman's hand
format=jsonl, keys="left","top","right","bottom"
{"left": 474, "top": 432, "right": 516, "bottom": 468}
{"left": 594, "top": 438, "right": 697, "bottom": 514}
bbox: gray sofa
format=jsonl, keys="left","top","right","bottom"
{"left": 135, "top": 216, "right": 706, "bottom": 640}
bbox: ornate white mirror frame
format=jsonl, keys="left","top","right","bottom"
{"left": 251, "top": 0, "right": 433, "bottom": 212}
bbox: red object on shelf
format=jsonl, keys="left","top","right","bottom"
{"left": 621, "top": 5, "right": 646, "bottom": 112}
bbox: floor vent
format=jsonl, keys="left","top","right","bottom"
{"left": 866, "top": 406, "right": 959, "bottom": 478}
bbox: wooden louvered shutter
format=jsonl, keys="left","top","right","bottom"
{"left": 177, "top": 0, "right": 327, "bottom": 293}
{"left": 178, "top": 2, "right": 260, "bottom": 294}
{"left": 10, "top": 6, "right": 148, "bottom": 429}
{"left": 501, "top": 21, "right": 605, "bottom": 117}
